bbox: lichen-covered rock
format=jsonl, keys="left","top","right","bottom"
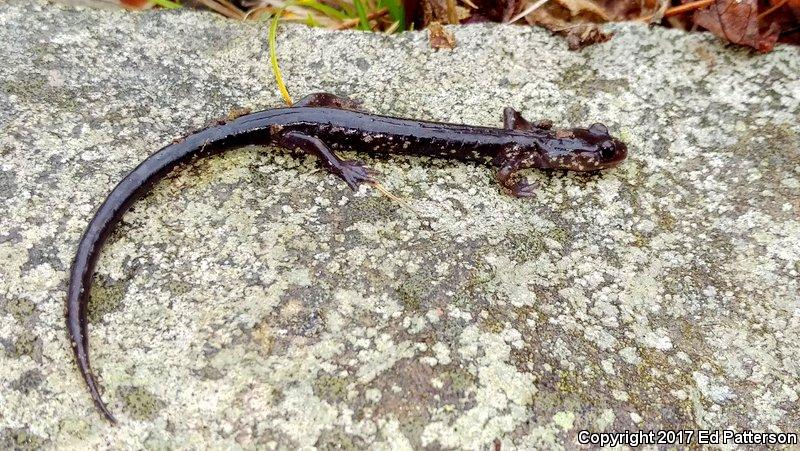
{"left": 1, "top": 1, "right": 798, "bottom": 448}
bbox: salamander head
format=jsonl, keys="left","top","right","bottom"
{"left": 539, "top": 123, "right": 627, "bottom": 171}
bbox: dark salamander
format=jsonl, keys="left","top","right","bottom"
{"left": 67, "top": 93, "right": 627, "bottom": 423}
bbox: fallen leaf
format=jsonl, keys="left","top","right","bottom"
{"left": 429, "top": 21, "right": 457, "bottom": 49}
{"left": 554, "top": 0, "right": 610, "bottom": 21}
{"left": 524, "top": 8, "right": 569, "bottom": 31}
{"left": 789, "top": 0, "right": 800, "bottom": 17}
{"left": 694, "top": 0, "right": 781, "bottom": 52}
{"left": 565, "top": 23, "right": 614, "bottom": 49}
{"left": 646, "top": 0, "right": 670, "bottom": 23}
{"left": 503, "top": 0, "right": 522, "bottom": 21}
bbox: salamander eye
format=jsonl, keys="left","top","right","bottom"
{"left": 599, "top": 141, "right": 616, "bottom": 160}
{"left": 589, "top": 123, "right": 609, "bottom": 137}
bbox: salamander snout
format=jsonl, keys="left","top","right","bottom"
{"left": 598, "top": 137, "right": 627, "bottom": 167}
{"left": 575, "top": 123, "right": 627, "bottom": 170}
{"left": 541, "top": 123, "right": 627, "bottom": 171}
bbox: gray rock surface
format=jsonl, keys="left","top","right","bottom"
{"left": 1, "top": 1, "right": 799, "bottom": 448}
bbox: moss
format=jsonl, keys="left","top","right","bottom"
{"left": 481, "top": 316, "right": 505, "bottom": 334}
{"left": 555, "top": 369, "right": 583, "bottom": 396}
{"left": 57, "top": 418, "right": 90, "bottom": 441}
{"left": 11, "top": 330, "right": 41, "bottom": 360}
{"left": 396, "top": 273, "right": 431, "bottom": 312}
{"left": 0, "top": 428, "right": 48, "bottom": 451}
{"left": 87, "top": 276, "right": 126, "bottom": 324}
{"left": 2, "top": 297, "right": 36, "bottom": 322}
{"left": 195, "top": 365, "right": 225, "bottom": 381}
{"left": 313, "top": 374, "right": 349, "bottom": 402}
{"left": 557, "top": 64, "right": 630, "bottom": 96}
{"left": 315, "top": 427, "right": 364, "bottom": 450}
{"left": 143, "top": 432, "right": 172, "bottom": 451}
{"left": 119, "top": 386, "right": 166, "bottom": 421}
{"left": 547, "top": 227, "right": 569, "bottom": 244}
{"left": 441, "top": 368, "right": 476, "bottom": 393}
{"left": 11, "top": 369, "right": 43, "bottom": 394}
{"left": 167, "top": 279, "right": 192, "bottom": 296}
{"left": 345, "top": 196, "right": 396, "bottom": 223}
{"left": 504, "top": 233, "right": 545, "bottom": 263}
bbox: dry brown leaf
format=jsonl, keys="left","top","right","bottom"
{"left": 423, "top": 0, "right": 451, "bottom": 24}
{"left": 553, "top": 0, "right": 610, "bottom": 20}
{"left": 694, "top": 0, "right": 780, "bottom": 52}
{"left": 524, "top": 8, "right": 570, "bottom": 30}
{"left": 565, "top": 23, "right": 614, "bottom": 49}
{"left": 787, "top": 0, "right": 800, "bottom": 16}
{"left": 647, "top": 0, "right": 671, "bottom": 23}
{"left": 120, "top": 0, "right": 150, "bottom": 7}
{"left": 429, "top": 21, "right": 457, "bottom": 48}
{"left": 503, "top": 0, "right": 522, "bottom": 21}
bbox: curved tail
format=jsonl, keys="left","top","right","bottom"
{"left": 67, "top": 201, "right": 124, "bottom": 424}
{"left": 64, "top": 117, "right": 259, "bottom": 423}
{"left": 67, "top": 303, "right": 117, "bottom": 423}
{"left": 65, "top": 107, "right": 309, "bottom": 422}
{"left": 66, "top": 142, "right": 182, "bottom": 424}
{"left": 65, "top": 141, "right": 180, "bottom": 423}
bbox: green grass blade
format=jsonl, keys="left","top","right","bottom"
{"left": 304, "top": 13, "right": 321, "bottom": 27}
{"left": 295, "top": 0, "right": 349, "bottom": 21}
{"left": 378, "top": 0, "right": 405, "bottom": 30}
{"left": 269, "top": 8, "right": 293, "bottom": 105}
{"left": 352, "top": 0, "right": 371, "bottom": 31}
{"left": 152, "top": 0, "right": 181, "bottom": 9}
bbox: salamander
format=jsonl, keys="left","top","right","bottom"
{"left": 67, "top": 92, "right": 627, "bottom": 422}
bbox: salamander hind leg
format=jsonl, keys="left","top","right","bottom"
{"left": 495, "top": 156, "right": 537, "bottom": 198}
{"left": 502, "top": 107, "right": 553, "bottom": 131}
{"left": 278, "top": 131, "right": 376, "bottom": 190}
{"left": 292, "top": 93, "right": 365, "bottom": 111}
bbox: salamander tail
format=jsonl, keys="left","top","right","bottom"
{"left": 68, "top": 296, "right": 117, "bottom": 424}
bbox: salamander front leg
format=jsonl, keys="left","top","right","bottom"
{"left": 293, "top": 92, "right": 365, "bottom": 111}
{"left": 278, "top": 131, "right": 376, "bottom": 190}
{"left": 502, "top": 107, "right": 553, "bottom": 131}
{"left": 496, "top": 158, "right": 537, "bottom": 198}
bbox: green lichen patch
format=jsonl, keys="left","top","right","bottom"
{"left": 315, "top": 427, "right": 366, "bottom": 450}
{"left": 502, "top": 233, "right": 546, "bottom": 263}
{"left": 57, "top": 418, "right": 90, "bottom": 441}
{"left": 143, "top": 431, "right": 172, "bottom": 451}
{"left": 557, "top": 64, "right": 631, "bottom": 97}
{"left": 119, "top": 386, "right": 166, "bottom": 421}
{"left": 0, "top": 428, "right": 48, "bottom": 451}
{"left": 396, "top": 272, "right": 433, "bottom": 312}
{"left": 480, "top": 310, "right": 506, "bottom": 334}
{"left": 461, "top": 260, "right": 495, "bottom": 294}
{"left": 344, "top": 195, "right": 397, "bottom": 223}
{"left": 440, "top": 368, "right": 476, "bottom": 393}
{"left": 2, "top": 297, "right": 37, "bottom": 322}
{"left": 313, "top": 373, "right": 349, "bottom": 402}
{"left": 11, "top": 369, "right": 43, "bottom": 394}
{"left": 530, "top": 387, "right": 585, "bottom": 417}
{"left": 166, "top": 279, "right": 192, "bottom": 297}
{"left": 194, "top": 365, "right": 226, "bottom": 381}
{"left": 87, "top": 275, "right": 127, "bottom": 324}
{"left": 10, "top": 330, "right": 42, "bottom": 361}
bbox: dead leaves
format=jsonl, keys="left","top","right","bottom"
{"left": 109, "top": 0, "right": 799, "bottom": 52}
{"left": 694, "top": 0, "right": 781, "bottom": 52}
{"left": 564, "top": 23, "right": 614, "bottom": 50}
{"left": 428, "top": 21, "right": 457, "bottom": 48}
